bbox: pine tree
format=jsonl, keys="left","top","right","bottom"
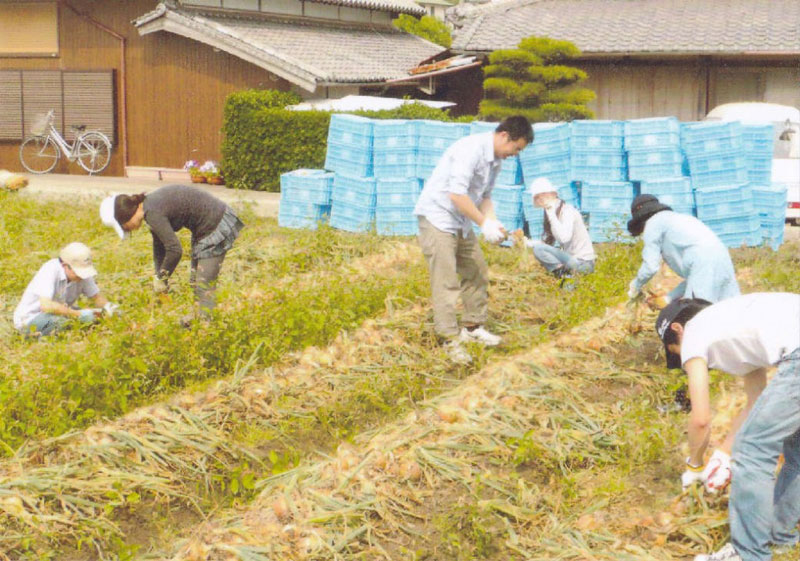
{"left": 480, "top": 37, "right": 595, "bottom": 122}
{"left": 393, "top": 14, "right": 452, "bottom": 48}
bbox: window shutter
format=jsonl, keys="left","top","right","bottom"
{"left": 63, "top": 71, "right": 115, "bottom": 143}
{"left": 0, "top": 2, "right": 59, "bottom": 56}
{"left": 21, "top": 70, "right": 63, "bottom": 137}
{"left": 0, "top": 70, "right": 23, "bottom": 141}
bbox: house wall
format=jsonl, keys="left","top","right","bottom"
{"left": 0, "top": 0, "right": 292, "bottom": 175}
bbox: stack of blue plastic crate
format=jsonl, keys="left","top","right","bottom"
{"left": 742, "top": 124, "right": 774, "bottom": 185}
{"left": 416, "top": 120, "right": 470, "bottom": 181}
{"left": 752, "top": 183, "right": 787, "bottom": 250}
{"left": 581, "top": 180, "right": 636, "bottom": 242}
{"left": 278, "top": 169, "right": 334, "bottom": 229}
{"left": 471, "top": 121, "right": 522, "bottom": 185}
{"left": 324, "top": 114, "right": 374, "bottom": 177}
{"left": 373, "top": 119, "right": 417, "bottom": 179}
{"left": 625, "top": 117, "right": 686, "bottom": 182}
{"left": 375, "top": 177, "right": 421, "bottom": 236}
{"left": 329, "top": 174, "right": 377, "bottom": 232}
{"left": 519, "top": 122, "right": 571, "bottom": 188}
{"left": 570, "top": 120, "right": 627, "bottom": 182}
{"left": 683, "top": 121, "right": 758, "bottom": 247}
{"left": 639, "top": 177, "right": 695, "bottom": 216}
{"left": 491, "top": 184, "right": 525, "bottom": 233}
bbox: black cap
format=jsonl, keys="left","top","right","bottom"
{"left": 655, "top": 299, "right": 691, "bottom": 369}
{"left": 627, "top": 194, "right": 672, "bottom": 236}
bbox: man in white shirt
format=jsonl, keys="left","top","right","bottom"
{"left": 525, "top": 177, "right": 595, "bottom": 280}
{"left": 414, "top": 116, "right": 532, "bottom": 364}
{"left": 655, "top": 293, "right": 800, "bottom": 561}
{"left": 13, "top": 242, "right": 115, "bottom": 336}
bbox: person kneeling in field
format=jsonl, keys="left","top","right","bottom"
{"left": 524, "top": 177, "right": 595, "bottom": 280}
{"left": 627, "top": 194, "right": 739, "bottom": 309}
{"left": 13, "top": 242, "right": 116, "bottom": 336}
{"left": 655, "top": 293, "right": 800, "bottom": 561}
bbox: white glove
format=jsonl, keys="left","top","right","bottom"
{"left": 545, "top": 200, "right": 559, "bottom": 211}
{"left": 627, "top": 279, "right": 641, "bottom": 300}
{"left": 153, "top": 276, "right": 169, "bottom": 294}
{"left": 681, "top": 458, "right": 705, "bottom": 489}
{"left": 480, "top": 218, "right": 506, "bottom": 244}
{"left": 103, "top": 302, "right": 119, "bottom": 317}
{"left": 525, "top": 238, "right": 544, "bottom": 248}
{"left": 702, "top": 449, "right": 732, "bottom": 493}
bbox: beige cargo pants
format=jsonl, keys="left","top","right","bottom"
{"left": 417, "top": 216, "right": 489, "bottom": 339}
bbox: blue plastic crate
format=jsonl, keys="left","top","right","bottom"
{"left": 522, "top": 198, "right": 541, "bottom": 222}
{"left": 523, "top": 137, "right": 571, "bottom": 157}
{"left": 327, "top": 114, "right": 374, "bottom": 148}
{"left": 520, "top": 152, "right": 571, "bottom": 175}
{"left": 696, "top": 198, "right": 754, "bottom": 220}
{"left": 491, "top": 184, "right": 525, "bottom": 204}
{"left": 417, "top": 121, "right": 469, "bottom": 149}
{"left": 376, "top": 178, "right": 421, "bottom": 208}
{"left": 747, "top": 155, "right": 773, "bottom": 172}
{"left": 572, "top": 120, "right": 625, "bottom": 137}
{"left": 752, "top": 184, "right": 788, "bottom": 207}
{"left": 742, "top": 124, "right": 775, "bottom": 155}
{"left": 571, "top": 149, "right": 627, "bottom": 168}
{"left": 373, "top": 148, "right": 417, "bottom": 179}
{"left": 470, "top": 121, "right": 501, "bottom": 135}
{"left": 325, "top": 142, "right": 373, "bottom": 177}
{"left": 494, "top": 201, "right": 523, "bottom": 219}
{"left": 332, "top": 174, "right": 377, "bottom": 206}
{"left": 533, "top": 122, "right": 570, "bottom": 140}
{"left": 628, "top": 162, "right": 685, "bottom": 181}
{"left": 373, "top": 119, "right": 417, "bottom": 150}
{"left": 495, "top": 213, "right": 524, "bottom": 232}
{"left": 687, "top": 152, "right": 746, "bottom": 174}
{"left": 701, "top": 214, "right": 761, "bottom": 235}
{"left": 527, "top": 220, "right": 544, "bottom": 239}
{"left": 690, "top": 167, "right": 749, "bottom": 189}
{"left": 330, "top": 199, "right": 375, "bottom": 232}
{"left": 639, "top": 176, "right": 692, "bottom": 194}
{"left": 748, "top": 169, "right": 773, "bottom": 185}
{"left": 624, "top": 117, "right": 680, "bottom": 137}
{"left": 278, "top": 200, "right": 331, "bottom": 230}
{"left": 757, "top": 204, "right": 787, "bottom": 222}
{"left": 693, "top": 184, "right": 752, "bottom": 206}
{"left": 624, "top": 131, "right": 681, "bottom": 150}
{"left": 682, "top": 120, "right": 743, "bottom": 142}
{"left": 376, "top": 217, "right": 419, "bottom": 236}
{"left": 571, "top": 165, "right": 628, "bottom": 182}
{"left": 626, "top": 148, "right": 683, "bottom": 167}
{"left": 671, "top": 205, "right": 696, "bottom": 216}
{"left": 651, "top": 191, "right": 695, "bottom": 208}
{"left": 715, "top": 229, "right": 763, "bottom": 248}
{"left": 280, "top": 169, "right": 335, "bottom": 205}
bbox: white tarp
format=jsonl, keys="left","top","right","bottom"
{"left": 287, "top": 95, "right": 455, "bottom": 112}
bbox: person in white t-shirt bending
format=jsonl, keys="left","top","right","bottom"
{"left": 13, "top": 242, "right": 116, "bottom": 337}
{"left": 655, "top": 293, "right": 800, "bottom": 561}
{"left": 525, "top": 177, "right": 595, "bottom": 279}
{"left": 413, "top": 116, "right": 532, "bottom": 364}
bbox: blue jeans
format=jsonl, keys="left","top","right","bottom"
{"left": 532, "top": 243, "right": 595, "bottom": 275}
{"left": 730, "top": 348, "right": 800, "bottom": 561}
{"left": 22, "top": 311, "right": 95, "bottom": 336}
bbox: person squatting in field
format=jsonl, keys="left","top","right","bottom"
{"left": 524, "top": 176, "right": 595, "bottom": 281}
{"left": 100, "top": 184, "right": 244, "bottom": 326}
{"left": 627, "top": 194, "right": 740, "bottom": 308}
{"left": 655, "top": 293, "right": 800, "bottom": 561}
{"left": 13, "top": 242, "right": 117, "bottom": 336}
{"left": 413, "top": 115, "right": 533, "bottom": 364}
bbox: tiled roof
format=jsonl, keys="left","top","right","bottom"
{"left": 134, "top": 4, "right": 445, "bottom": 91}
{"left": 452, "top": 0, "right": 800, "bottom": 55}
{"left": 307, "top": 0, "right": 425, "bottom": 15}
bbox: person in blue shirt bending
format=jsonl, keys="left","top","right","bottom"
{"left": 626, "top": 194, "right": 739, "bottom": 307}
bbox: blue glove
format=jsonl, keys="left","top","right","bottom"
{"left": 78, "top": 309, "right": 98, "bottom": 323}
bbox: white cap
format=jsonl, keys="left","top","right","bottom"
{"left": 99, "top": 195, "right": 128, "bottom": 239}
{"left": 528, "top": 177, "right": 558, "bottom": 197}
{"left": 59, "top": 242, "right": 98, "bottom": 279}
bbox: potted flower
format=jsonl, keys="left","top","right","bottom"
{"left": 200, "top": 160, "right": 224, "bottom": 185}
{"left": 183, "top": 159, "right": 205, "bottom": 183}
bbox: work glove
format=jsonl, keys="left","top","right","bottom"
{"left": 545, "top": 200, "right": 559, "bottom": 212}
{"left": 681, "top": 457, "right": 706, "bottom": 489}
{"left": 525, "top": 238, "right": 544, "bottom": 248}
{"left": 480, "top": 218, "right": 506, "bottom": 244}
{"left": 702, "top": 449, "right": 732, "bottom": 493}
{"left": 153, "top": 276, "right": 169, "bottom": 294}
{"left": 78, "top": 309, "right": 98, "bottom": 323}
{"left": 627, "top": 279, "right": 641, "bottom": 300}
{"left": 102, "top": 302, "right": 119, "bottom": 317}
{"left": 647, "top": 293, "right": 671, "bottom": 310}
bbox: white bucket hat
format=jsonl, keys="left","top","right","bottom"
{"left": 528, "top": 177, "right": 558, "bottom": 198}
{"left": 99, "top": 195, "right": 128, "bottom": 239}
{"left": 59, "top": 242, "right": 98, "bottom": 279}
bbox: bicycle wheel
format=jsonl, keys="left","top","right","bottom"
{"left": 75, "top": 131, "right": 112, "bottom": 174}
{"left": 19, "top": 135, "right": 60, "bottom": 174}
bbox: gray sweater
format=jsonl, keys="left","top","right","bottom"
{"left": 143, "top": 185, "right": 227, "bottom": 278}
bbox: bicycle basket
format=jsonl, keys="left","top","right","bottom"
{"left": 29, "top": 113, "right": 52, "bottom": 136}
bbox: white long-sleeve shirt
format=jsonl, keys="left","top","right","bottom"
{"left": 543, "top": 203, "right": 595, "bottom": 261}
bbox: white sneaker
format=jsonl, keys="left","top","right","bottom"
{"left": 694, "top": 543, "right": 742, "bottom": 561}
{"left": 444, "top": 340, "right": 472, "bottom": 364}
{"left": 459, "top": 326, "right": 501, "bottom": 346}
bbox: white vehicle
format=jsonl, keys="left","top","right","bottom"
{"left": 705, "top": 102, "right": 800, "bottom": 225}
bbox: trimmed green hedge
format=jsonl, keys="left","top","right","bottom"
{"left": 221, "top": 89, "right": 472, "bottom": 192}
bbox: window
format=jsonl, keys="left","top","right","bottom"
{"left": 0, "top": 1, "right": 59, "bottom": 56}
{"left": 0, "top": 70, "right": 116, "bottom": 142}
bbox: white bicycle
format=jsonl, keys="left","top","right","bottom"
{"left": 19, "top": 110, "right": 112, "bottom": 174}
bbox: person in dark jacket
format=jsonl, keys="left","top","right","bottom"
{"left": 100, "top": 185, "right": 244, "bottom": 322}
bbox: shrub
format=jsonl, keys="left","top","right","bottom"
{"left": 221, "top": 90, "right": 470, "bottom": 192}
{"left": 393, "top": 14, "right": 452, "bottom": 48}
